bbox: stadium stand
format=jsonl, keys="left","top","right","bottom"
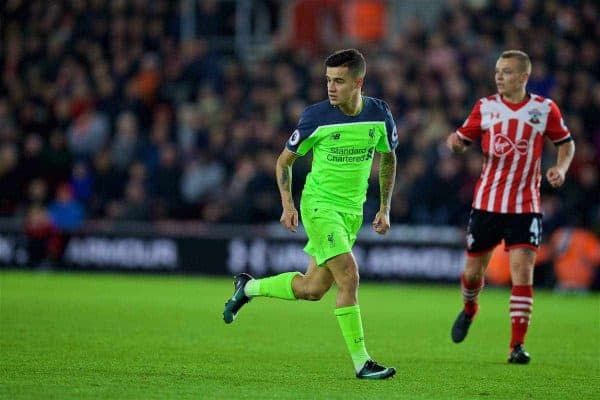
{"left": 1, "top": 1, "right": 598, "bottom": 281}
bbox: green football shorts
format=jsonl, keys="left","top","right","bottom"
{"left": 300, "top": 202, "right": 363, "bottom": 266}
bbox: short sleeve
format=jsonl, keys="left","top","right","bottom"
{"left": 456, "top": 100, "right": 483, "bottom": 142}
{"left": 375, "top": 101, "right": 398, "bottom": 153}
{"left": 285, "top": 109, "right": 319, "bottom": 156}
{"left": 545, "top": 101, "right": 571, "bottom": 144}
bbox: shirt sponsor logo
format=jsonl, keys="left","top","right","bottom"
{"left": 492, "top": 134, "right": 528, "bottom": 157}
{"left": 326, "top": 147, "right": 374, "bottom": 163}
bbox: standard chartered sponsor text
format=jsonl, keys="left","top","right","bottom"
{"left": 327, "top": 147, "right": 372, "bottom": 162}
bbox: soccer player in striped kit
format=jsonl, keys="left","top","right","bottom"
{"left": 446, "top": 50, "right": 575, "bottom": 363}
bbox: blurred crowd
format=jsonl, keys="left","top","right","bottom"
{"left": 1, "top": 0, "right": 599, "bottom": 241}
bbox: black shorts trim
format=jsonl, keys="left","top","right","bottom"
{"left": 554, "top": 137, "right": 574, "bottom": 146}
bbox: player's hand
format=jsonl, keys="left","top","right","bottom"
{"left": 446, "top": 133, "right": 467, "bottom": 154}
{"left": 546, "top": 166, "right": 566, "bottom": 188}
{"left": 372, "top": 209, "right": 391, "bottom": 235}
{"left": 280, "top": 206, "right": 299, "bottom": 232}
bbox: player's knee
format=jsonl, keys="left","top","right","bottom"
{"left": 295, "top": 277, "right": 330, "bottom": 301}
{"left": 464, "top": 260, "right": 486, "bottom": 279}
{"left": 464, "top": 269, "right": 484, "bottom": 283}
{"left": 511, "top": 262, "right": 534, "bottom": 283}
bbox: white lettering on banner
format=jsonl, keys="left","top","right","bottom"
{"left": 249, "top": 239, "right": 267, "bottom": 276}
{"left": 228, "top": 238, "right": 309, "bottom": 275}
{"left": 353, "top": 246, "right": 366, "bottom": 267}
{"left": 227, "top": 239, "right": 248, "bottom": 274}
{"left": 266, "top": 243, "right": 309, "bottom": 272}
{"left": 0, "top": 235, "right": 14, "bottom": 263}
{"left": 226, "top": 239, "right": 465, "bottom": 279}
{"left": 364, "top": 247, "right": 464, "bottom": 278}
{"left": 65, "top": 237, "right": 178, "bottom": 269}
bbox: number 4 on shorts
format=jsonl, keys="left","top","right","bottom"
{"left": 529, "top": 217, "right": 541, "bottom": 246}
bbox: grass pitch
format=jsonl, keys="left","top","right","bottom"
{"left": 1, "top": 270, "right": 598, "bottom": 399}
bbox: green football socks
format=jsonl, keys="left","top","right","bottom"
{"left": 335, "top": 304, "right": 371, "bottom": 373}
{"left": 243, "top": 272, "right": 300, "bottom": 300}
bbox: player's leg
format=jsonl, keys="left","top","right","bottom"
{"left": 506, "top": 247, "right": 536, "bottom": 364}
{"left": 327, "top": 252, "right": 395, "bottom": 380}
{"left": 223, "top": 257, "right": 334, "bottom": 324}
{"left": 291, "top": 256, "right": 334, "bottom": 300}
{"left": 452, "top": 209, "right": 501, "bottom": 343}
{"left": 462, "top": 251, "right": 493, "bottom": 316}
{"left": 223, "top": 202, "right": 335, "bottom": 324}
{"left": 451, "top": 251, "right": 493, "bottom": 343}
{"left": 505, "top": 212, "right": 541, "bottom": 364}
{"left": 245, "top": 256, "right": 334, "bottom": 300}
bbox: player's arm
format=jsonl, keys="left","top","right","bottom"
{"left": 545, "top": 101, "right": 575, "bottom": 188}
{"left": 446, "top": 132, "right": 471, "bottom": 154}
{"left": 448, "top": 100, "right": 482, "bottom": 154}
{"left": 373, "top": 151, "right": 396, "bottom": 235}
{"left": 276, "top": 148, "right": 299, "bottom": 232}
{"left": 546, "top": 140, "right": 575, "bottom": 188}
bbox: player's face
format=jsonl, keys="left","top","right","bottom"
{"left": 495, "top": 58, "right": 528, "bottom": 97}
{"left": 326, "top": 67, "right": 362, "bottom": 107}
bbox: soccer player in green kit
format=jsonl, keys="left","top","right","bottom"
{"left": 223, "top": 49, "right": 398, "bottom": 379}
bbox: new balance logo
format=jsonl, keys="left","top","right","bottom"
{"left": 490, "top": 112, "right": 500, "bottom": 119}
{"left": 331, "top": 133, "right": 341, "bottom": 140}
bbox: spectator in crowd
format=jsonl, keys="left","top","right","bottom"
{"left": 48, "top": 183, "right": 84, "bottom": 232}
{"left": 70, "top": 162, "right": 94, "bottom": 205}
{"left": 152, "top": 144, "right": 182, "bottom": 219}
{"left": 41, "top": 131, "right": 73, "bottom": 191}
{"left": 0, "top": 144, "right": 21, "bottom": 216}
{"left": 47, "top": 183, "right": 85, "bottom": 263}
{"left": 24, "top": 204, "right": 55, "bottom": 267}
{"left": 180, "top": 150, "right": 226, "bottom": 211}
{"left": 117, "top": 180, "right": 151, "bottom": 221}
{"left": 111, "top": 111, "right": 143, "bottom": 171}
{"left": 90, "top": 150, "right": 125, "bottom": 217}
{"left": 66, "top": 106, "right": 110, "bottom": 160}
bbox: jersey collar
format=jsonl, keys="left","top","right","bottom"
{"left": 499, "top": 93, "right": 531, "bottom": 111}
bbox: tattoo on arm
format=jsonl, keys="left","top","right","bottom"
{"left": 379, "top": 152, "right": 397, "bottom": 210}
{"left": 279, "top": 168, "right": 289, "bottom": 187}
{"left": 277, "top": 162, "right": 294, "bottom": 207}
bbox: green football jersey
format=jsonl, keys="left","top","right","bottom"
{"left": 286, "top": 97, "right": 398, "bottom": 214}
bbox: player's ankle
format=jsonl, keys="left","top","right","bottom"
{"left": 464, "top": 302, "right": 479, "bottom": 318}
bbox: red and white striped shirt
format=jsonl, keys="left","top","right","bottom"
{"left": 456, "top": 94, "right": 571, "bottom": 214}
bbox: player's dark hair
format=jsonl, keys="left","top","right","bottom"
{"left": 325, "top": 49, "right": 366, "bottom": 78}
{"left": 500, "top": 50, "right": 531, "bottom": 74}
